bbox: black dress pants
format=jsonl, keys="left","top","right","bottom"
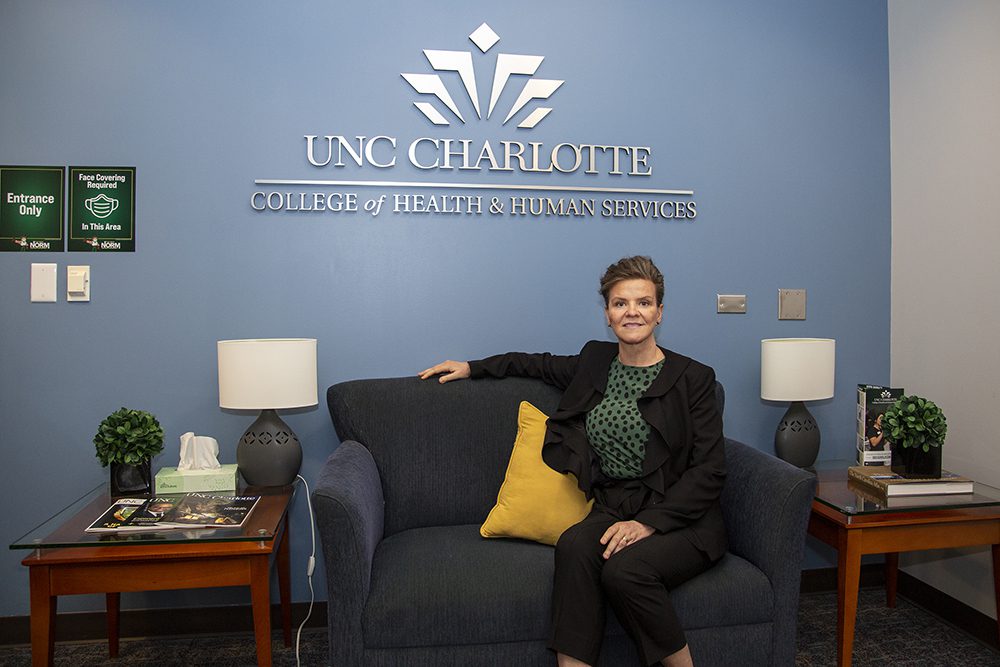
{"left": 548, "top": 507, "right": 713, "bottom": 666}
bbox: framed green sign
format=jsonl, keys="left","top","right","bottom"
{"left": 0, "top": 166, "right": 65, "bottom": 252}
{"left": 68, "top": 167, "right": 136, "bottom": 252}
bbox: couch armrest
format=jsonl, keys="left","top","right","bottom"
{"left": 312, "top": 440, "right": 385, "bottom": 667}
{"left": 721, "top": 438, "right": 816, "bottom": 667}
{"left": 722, "top": 438, "right": 816, "bottom": 576}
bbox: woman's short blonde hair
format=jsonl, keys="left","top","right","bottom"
{"left": 599, "top": 256, "right": 665, "bottom": 306}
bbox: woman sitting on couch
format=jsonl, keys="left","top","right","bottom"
{"left": 419, "top": 255, "right": 727, "bottom": 667}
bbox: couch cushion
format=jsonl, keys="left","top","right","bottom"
{"left": 327, "top": 377, "right": 725, "bottom": 538}
{"left": 671, "top": 553, "right": 774, "bottom": 629}
{"left": 480, "top": 401, "right": 593, "bottom": 546}
{"left": 328, "top": 377, "right": 564, "bottom": 536}
{"left": 364, "top": 525, "right": 556, "bottom": 648}
{"left": 363, "top": 525, "right": 774, "bottom": 649}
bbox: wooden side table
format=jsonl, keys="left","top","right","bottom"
{"left": 807, "top": 464, "right": 1000, "bottom": 667}
{"left": 12, "top": 486, "right": 293, "bottom": 667}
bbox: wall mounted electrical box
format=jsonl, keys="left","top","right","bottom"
{"left": 67, "top": 265, "right": 90, "bottom": 302}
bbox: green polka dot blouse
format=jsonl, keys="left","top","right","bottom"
{"left": 585, "top": 356, "right": 665, "bottom": 479}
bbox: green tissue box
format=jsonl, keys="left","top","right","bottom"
{"left": 155, "top": 464, "right": 240, "bottom": 493}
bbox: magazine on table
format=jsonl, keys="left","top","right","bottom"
{"left": 86, "top": 493, "right": 259, "bottom": 533}
{"left": 86, "top": 497, "right": 179, "bottom": 532}
{"left": 158, "top": 493, "right": 260, "bottom": 528}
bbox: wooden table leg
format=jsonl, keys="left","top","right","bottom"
{"left": 277, "top": 514, "right": 292, "bottom": 647}
{"left": 836, "top": 528, "right": 863, "bottom": 667}
{"left": 28, "top": 565, "right": 56, "bottom": 667}
{"left": 106, "top": 592, "right": 120, "bottom": 657}
{"left": 250, "top": 555, "right": 273, "bottom": 667}
{"left": 885, "top": 552, "right": 899, "bottom": 608}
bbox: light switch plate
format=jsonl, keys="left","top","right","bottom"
{"left": 778, "top": 288, "right": 806, "bottom": 320}
{"left": 717, "top": 294, "right": 747, "bottom": 314}
{"left": 67, "top": 265, "right": 90, "bottom": 302}
{"left": 30, "top": 263, "right": 57, "bottom": 302}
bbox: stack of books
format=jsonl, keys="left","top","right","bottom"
{"left": 848, "top": 465, "right": 973, "bottom": 498}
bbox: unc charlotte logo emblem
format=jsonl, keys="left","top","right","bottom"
{"left": 401, "top": 22, "right": 564, "bottom": 129}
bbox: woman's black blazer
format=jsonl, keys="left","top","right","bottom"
{"left": 470, "top": 340, "right": 727, "bottom": 560}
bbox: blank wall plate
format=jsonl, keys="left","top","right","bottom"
{"left": 30, "top": 263, "right": 57, "bottom": 302}
{"left": 778, "top": 288, "right": 806, "bottom": 320}
{"left": 717, "top": 294, "right": 747, "bottom": 314}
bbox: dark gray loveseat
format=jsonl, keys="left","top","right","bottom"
{"left": 314, "top": 376, "right": 816, "bottom": 666}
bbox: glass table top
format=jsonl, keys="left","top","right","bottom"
{"left": 10, "top": 483, "right": 293, "bottom": 550}
{"left": 812, "top": 460, "right": 1000, "bottom": 516}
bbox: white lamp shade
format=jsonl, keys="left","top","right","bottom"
{"left": 760, "top": 338, "right": 835, "bottom": 401}
{"left": 218, "top": 338, "right": 318, "bottom": 409}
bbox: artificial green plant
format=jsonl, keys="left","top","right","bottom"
{"left": 881, "top": 395, "right": 947, "bottom": 452}
{"left": 94, "top": 407, "right": 165, "bottom": 466}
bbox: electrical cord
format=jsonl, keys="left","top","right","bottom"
{"left": 294, "top": 474, "right": 317, "bottom": 667}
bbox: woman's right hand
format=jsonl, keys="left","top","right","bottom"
{"left": 418, "top": 360, "right": 471, "bottom": 384}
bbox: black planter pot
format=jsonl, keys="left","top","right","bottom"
{"left": 890, "top": 444, "right": 942, "bottom": 479}
{"left": 110, "top": 460, "right": 153, "bottom": 497}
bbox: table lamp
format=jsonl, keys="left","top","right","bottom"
{"left": 760, "top": 338, "right": 835, "bottom": 468}
{"left": 218, "top": 338, "right": 318, "bottom": 486}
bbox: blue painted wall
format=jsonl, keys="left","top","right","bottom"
{"left": 0, "top": 0, "right": 889, "bottom": 617}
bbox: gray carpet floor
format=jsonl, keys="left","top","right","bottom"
{"left": 0, "top": 588, "right": 997, "bottom": 666}
{"left": 795, "top": 588, "right": 999, "bottom": 667}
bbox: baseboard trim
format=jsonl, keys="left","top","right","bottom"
{"left": 0, "top": 601, "right": 326, "bottom": 646}
{"left": 800, "top": 564, "right": 886, "bottom": 593}
{"left": 800, "top": 566, "right": 998, "bottom": 651}
{"left": 897, "top": 570, "right": 999, "bottom": 651}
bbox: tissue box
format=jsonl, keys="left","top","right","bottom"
{"left": 155, "top": 464, "right": 240, "bottom": 493}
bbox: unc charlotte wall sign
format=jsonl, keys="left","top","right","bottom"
{"left": 251, "top": 23, "right": 697, "bottom": 220}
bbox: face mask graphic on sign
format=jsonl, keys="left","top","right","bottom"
{"left": 84, "top": 193, "right": 119, "bottom": 219}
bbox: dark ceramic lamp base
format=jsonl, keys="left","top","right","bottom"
{"left": 774, "top": 401, "right": 821, "bottom": 468}
{"left": 236, "top": 409, "right": 302, "bottom": 487}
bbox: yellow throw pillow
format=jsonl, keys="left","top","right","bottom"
{"left": 480, "top": 401, "right": 593, "bottom": 546}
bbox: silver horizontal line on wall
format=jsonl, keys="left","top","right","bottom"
{"left": 254, "top": 179, "right": 694, "bottom": 197}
